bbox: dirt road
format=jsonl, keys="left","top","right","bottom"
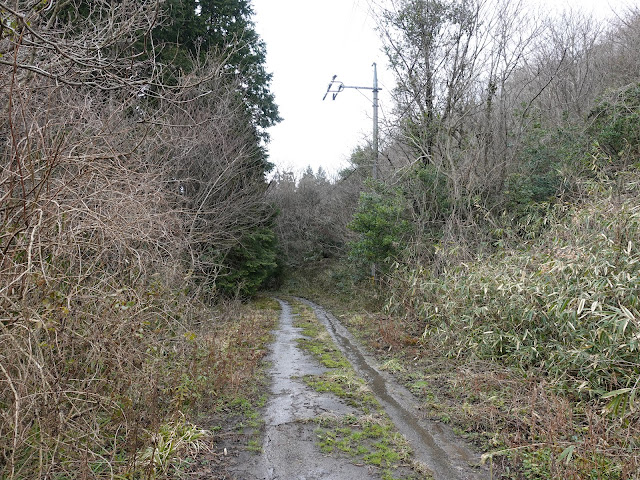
{"left": 229, "top": 299, "right": 488, "bottom": 480}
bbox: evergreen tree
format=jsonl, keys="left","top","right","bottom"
{"left": 154, "top": 0, "right": 280, "bottom": 137}
{"left": 151, "top": 0, "right": 281, "bottom": 295}
{"left": 153, "top": 0, "right": 203, "bottom": 74}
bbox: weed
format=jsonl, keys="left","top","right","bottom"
{"left": 0, "top": 290, "right": 278, "bottom": 479}
{"left": 297, "top": 338, "right": 351, "bottom": 369}
{"left": 290, "top": 188, "right": 640, "bottom": 477}
{"left": 247, "top": 439, "right": 262, "bottom": 453}
{"left": 380, "top": 358, "right": 406, "bottom": 373}
{"left": 135, "top": 416, "right": 211, "bottom": 478}
{"left": 314, "top": 415, "right": 415, "bottom": 479}
{"left": 336, "top": 177, "right": 640, "bottom": 478}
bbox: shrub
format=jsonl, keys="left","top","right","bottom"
{"left": 589, "top": 82, "right": 640, "bottom": 166}
{"left": 387, "top": 171, "right": 640, "bottom": 402}
{"left": 214, "top": 224, "right": 279, "bottom": 298}
{"left": 348, "top": 184, "right": 411, "bottom": 274}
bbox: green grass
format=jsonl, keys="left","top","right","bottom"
{"left": 291, "top": 301, "right": 425, "bottom": 479}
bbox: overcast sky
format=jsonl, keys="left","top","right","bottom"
{"left": 252, "top": 0, "right": 631, "bottom": 178}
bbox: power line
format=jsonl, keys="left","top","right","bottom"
{"left": 322, "top": 65, "right": 380, "bottom": 181}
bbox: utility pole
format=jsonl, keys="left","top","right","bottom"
{"left": 372, "top": 62, "right": 379, "bottom": 181}
{"left": 322, "top": 63, "right": 381, "bottom": 181}
{"left": 323, "top": 63, "right": 381, "bottom": 280}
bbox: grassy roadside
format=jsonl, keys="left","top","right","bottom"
{"left": 339, "top": 308, "right": 637, "bottom": 479}
{"left": 283, "top": 261, "right": 637, "bottom": 479}
{"left": 289, "top": 300, "right": 432, "bottom": 480}
{"left": 0, "top": 280, "right": 280, "bottom": 480}
{"left": 164, "top": 296, "right": 280, "bottom": 479}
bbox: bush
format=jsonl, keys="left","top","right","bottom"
{"left": 589, "top": 82, "right": 640, "bottom": 165}
{"left": 214, "top": 224, "right": 279, "bottom": 298}
{"left": 503, "top": 122, "right": 585, "bottom": 231}
{"left": 387, "top": 172, "right": 640, "bottom": 402}
{"left": 348, "top": 184, "right": 411, "bottom": 274}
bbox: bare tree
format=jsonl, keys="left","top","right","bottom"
{"left": 269, "top": 162, "right": 365, "bottom": 269}
{"left": 373, "top": 0, "right": 545, "bottom": 261}
{"left": 0, "top": 2, "right": 276, "bottom": 477}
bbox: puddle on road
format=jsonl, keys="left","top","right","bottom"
{"left": 230, "top": 299, "right": 378, "bottom": 480}
{"left": 298, "top": 298, "right": 489, "bottom": 480}
{"left": 230, "top": 298, "right": 488, "bottom": 480}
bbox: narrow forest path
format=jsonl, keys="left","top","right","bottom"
{"left": 229, "top": 299, "right": 488, "bottom": 480}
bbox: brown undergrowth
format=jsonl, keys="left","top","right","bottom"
{"left": 179, "top": 297, "right": 279, "bottom": 480}
{"left": 1, "top": 285, "right": 279, "bottom": 479}
{"left": 1, "top": 3, "right": 280, "bottom": 478}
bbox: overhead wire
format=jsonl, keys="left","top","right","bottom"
{"left": 318, "top": 0, "right": 396, "bottom": 178}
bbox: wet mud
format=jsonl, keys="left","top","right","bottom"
{"left": 229, "top": 299, "right": 378, "bottom": 479}
{"left": 298, "top": 298, "right": 489, "bottom": 480}
{"left": 230, "top": 299, "right": 488, "bottom": 480}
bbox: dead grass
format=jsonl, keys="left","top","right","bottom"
{"left": 0, "top": 274, "right": 279, "bottom": 479}
{"left": 333, "top": 307, "right": 639, "bottom": 479}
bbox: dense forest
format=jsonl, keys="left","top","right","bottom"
{"left": 1, "top": 0, "right": 640, "bottom": 478}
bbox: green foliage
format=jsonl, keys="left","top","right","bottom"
{"left": 502, "top": 121, "right": 586, "bottom": 237}
{"left": 506, "top": 133, "right": 560, "bottom": 208}
{"left": 348, "top": 185, "right": 411, "bottom": 273}
{"left": 153, "top": 0, "right": 280, "bottom": 133}
{"left": 589, "top": 82, "right": 640, "bottom": 164}
{"left": 387, "top": 173, "right": 640, "bottom": 405}
{"left": 412, "top": 165, "right": 451, "bottom": 211}
{"left": 346, "top": 164, "right": 451, "bottom": 274}
{"left": 149, "top": 0, "right": 282, "bottom": 296}
{"left": 214, "top": 225, "right": 279, "bottom": 298}
{"left": 338, "top": 145, "right": 375, "bottom": 181}
{"left": 381, "top": 172, "right": 640, "bottom": 477}
{"left": 401, "top": 164, "right": 451, "bottom": 244}
{"left": 152, "top": 0, "right": 203, "bottom": 75}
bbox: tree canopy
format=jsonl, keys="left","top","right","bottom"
{"left": 154, "top": 0, "right": 280, "bottom": 138}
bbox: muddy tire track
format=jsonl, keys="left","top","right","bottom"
{"left": 229, "top": 299, "right": 488, "bottom": 480}
{"left": 298, "top": 298, "right": 489, "bottom": 480}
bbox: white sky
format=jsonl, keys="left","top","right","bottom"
{"left": 252, "top": 0, "right": 633, "bottom": 177}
